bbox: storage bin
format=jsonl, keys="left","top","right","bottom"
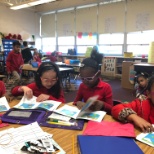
{"left": 70, "top": 59, "right": 80, "bottom": 64}
{"left": 31, "top": 62, "right": 38, "bottom": 68}
{"left": 124, "top": 52, "right": 133, "bottom": 58}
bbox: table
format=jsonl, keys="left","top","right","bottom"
{"left": 22, "top": 64, "right": 73, "bottom": 72}
{"left": 134, "top": 63, "right": 154, "bottom": 75}
{"left": 22, "top": 64, "right": 73, "bottom": 91}
{"left": 55, "top": 62, "right": 81, "bottom": 68}
{"left": 1, "top": 100, "right": 154, "bottom": 154}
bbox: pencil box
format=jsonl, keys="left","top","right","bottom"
{"left": 1, "top": 108, "right": 46, "bottom": 125}
{"left": 1, "top": 109, "right": 85, "bottom": 130}
{"left": 39, "top": 111, "right": 85, "bottom": 130}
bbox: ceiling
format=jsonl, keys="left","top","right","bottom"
{"left": 0, "top": 0, "right": 125, "bottom": 12}
{"left": 36, "top": 0, "right": 126, "bottom": 13}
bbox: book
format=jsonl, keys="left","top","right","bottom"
{"left": 0, "top": 96, "right": 10, "bottom": 112}
{"left": 54, "top": 104, "right": 106, "bottom": 122}
{"left": 77, "top": 135, "right": 144, "bottom": 154}
{"left": 13, "top": 96, "right": 61, "bottom": 111}
{"left": 136, "top": 131, "right": 154, "bottom": 147}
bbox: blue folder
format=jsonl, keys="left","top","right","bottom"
{"left": 77, "top": 135, "right": 144, "bottom": 154}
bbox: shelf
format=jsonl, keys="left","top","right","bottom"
{"left": 115, "top": 74, "right": 122, "bottom": 77}
{"left": 116, "top": 65, "right": 122, "bottom": 68}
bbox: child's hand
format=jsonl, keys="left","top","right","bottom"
{"left": 127, "top": 114, "right": 154, "bottom": 133}
{"left": 36, "top": 94, "right": 50, "bottom": 102}
{"left": 76, "top": 101, "right": 85, "bottom": 109}
{"left": 20, "top": 86, "right": 33, "bottom": 99}
{"left": 89, "top": 100, "right": 104, "bottom": 111}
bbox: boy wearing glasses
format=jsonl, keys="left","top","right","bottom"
{"left": 73, "top": 52, "right": 113, "bottom": 114}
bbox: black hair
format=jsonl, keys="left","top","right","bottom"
{"left": 13, "top": 41, "right": 21, "bottom": 47}
{"left": 23, "top": 41, "right": 28, "bottom": 47}
{"left": 146, "top": 75, "right": 154, "bottom": 91}
{"left": 134, "top": 72, "right": 149, "bottom": 84}
{"left": 35, "top": 62, "right": 62, "bottom": 99}
{"left": 80, "top": 50, "right": 103, "bottom": 72}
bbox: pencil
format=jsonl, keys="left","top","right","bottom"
{"left": 72, "top": 135, "right": 75, "bottom": 154}
{"left": 47, "top": 121, "right": 71, "bottom": 126}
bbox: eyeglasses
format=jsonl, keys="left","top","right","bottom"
{"left": 79, "top": 71, "right": 99, "bottom": 81}
{"left": 41, "top": 77, "right": 57, "bottom": 83}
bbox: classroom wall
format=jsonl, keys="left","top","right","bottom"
{"left": 0, "top": 5, "right": 40, "bottom": 41}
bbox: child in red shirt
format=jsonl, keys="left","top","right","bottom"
{"left": 6, "top": 41, "right": 24, "bottom": 84}
{"left": 33, "top": 48, "right": 41, "bottom": 63}
{"left": 134, "top": 72, "right": 148, "bottom": 99}
{"left": 0, "top": 81, "right": 6, "bottom": 97}
{"left": 73, "top": 52, "right": 113, "bottom": 114}
{"left": 112, "top": 75, "right": 154, "bottom": 133}
{"left": 12, "top": 62, "right": 65, "bottom": 103}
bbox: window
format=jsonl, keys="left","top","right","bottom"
{"left": 127, "top": 45, "right": 149, "bottom": 57}
{"left": 127, "top": 30, "right": 154, "bottom": 56}
{"left": 42, "top": 37, "right": 56, "bottom": 53}
{"left": 127, "top": 30, "right": 154, "bottom": 44}
{"left": 99, "top": 33, "right": 124, "bottom": 55}
{"left": 58, "top": 46, "right": 75, "bottom": 54}
{"left": 99, "top": 45, "right": 122, "bottom": 55}
{"left": 76, "top": 36, "right": 97, "bottom": 46}
{"left": 99, "top": 33, "right": 124, "bottom": 44}
{"left": 77, "top": 46, "right": 93, "bottom": 54}
{"left": 58, "top": 36, "right": 74, "bottom": 45}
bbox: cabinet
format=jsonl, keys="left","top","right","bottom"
{"left": 0, "top": 52, "right": 5, "bottom": 73}
{"left": 2, "top": 39, "right": 16, "bottom": 61}
{"left": 101, "top": 56, "right": 148, "bottom": 77}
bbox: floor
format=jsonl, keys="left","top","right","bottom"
{"left": 64, "top": 78, "right": 136, "bottom": 103}
{"left": 3, "top": 75, "right": 136, "bottom": 103}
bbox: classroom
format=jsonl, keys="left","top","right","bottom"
{"left": 0, "top": 0, "right": 154, "bottom": 153}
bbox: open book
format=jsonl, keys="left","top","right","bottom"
{"left": 0, "top": 97, "right": 10, "bottom": 112}
{"left": 54, "top": 96, "right": 106, "bottom": 122}
{"left": 13, "top": 96, "right": 61, "bottom": 111}
{"left": 136, "top": 128, "right": 154, "bottom": 147}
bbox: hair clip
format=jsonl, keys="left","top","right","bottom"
{"left": 44, "top": 64, "right": 53, "bottom": 67}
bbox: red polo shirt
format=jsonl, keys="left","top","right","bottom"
{"left": 6, "top": 50, "right": 24, "bottom": 73}
{"left": 11, "top": 82, "right": 65, "bottom": 103}
{"left": 74, "top": 78, "right": 113, "bottom": 114}
{"left": 0, "top": 81, "right": 6, "bottom": 97}
{"left": 111, "top": 98, "right": 154, "bottom": 124}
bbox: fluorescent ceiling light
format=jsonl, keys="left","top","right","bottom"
{"left": 10, "top": 0, "right": 56, "bottom": 10}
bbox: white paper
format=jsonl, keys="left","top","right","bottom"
{"left": 0, "top": 96, "right": 10, "bottom": 112}
{"left": 48, "top": 113, "right": 71, "bottom": 122}
{"left": 136, "top": 129, "right": 154, "bottom": 147}
{"left": 0, "top": 122, "right": 46, "bottom": 154}
{"left": 14, "top": 96, "right": 61, "bottom": 111}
